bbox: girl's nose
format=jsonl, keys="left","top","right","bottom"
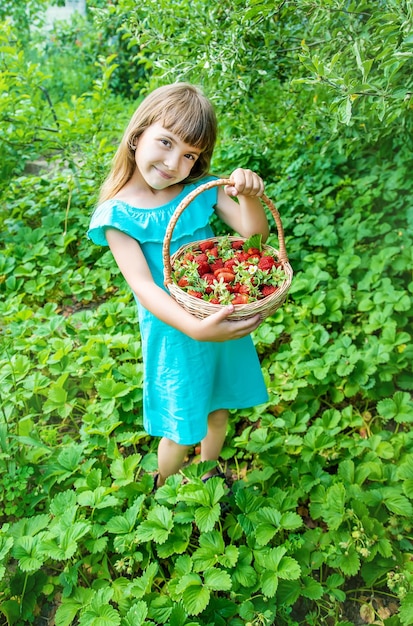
{"left": 163, "top": 150, "right": 180, "bottom": 171}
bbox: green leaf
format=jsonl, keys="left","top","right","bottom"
{"left": 322, "top": 483, "right": 346, "bottom": 530}
{"left": 156, "top": 524, "right": 192, "bottom": 559}
{"left": 203, "top": 568, "right": 232, "bottom": 591}
{"left": 130, "top": 562, "right": 158, "bottom": 599}
{"left": 399, "top": 592, "right": 413, "bottom": 626}
{"left": 277, "top": 557, "right": 301, "bottom": 581}
{"left": 243, "top": 233, "right": 262, "bottom": 252}
{"left": 55, "top": 589, "right": 94, "bottom": 626}
{"left": 96, "top": 379, "right": 130, "bottom": 399}
{"left": 12, "top": 536, "right": 44, "bottom": 572}
{"left": 254, "top": 507, "right": 281, "bottom": 546}
{"left": 135, "top": 505, "right": 173, "bottom": 544}
{"left": 333, "top": 547, "right": 361, "bottom": 576}
{"left": 301, "top": 576, "right": 324, "bottom": 599}
{"left": 381, "top": 489, "right": 413, "bottom": 517}
{"left": 232, "top": 563, "right": 257, "bottom": 588}
{"left": 182, "top": 583, "right": 210, "bottom": 616}
{"left": 79, "top": 603, "right": 121, "bottom": 626}
{"left": 110, "top": 454, "right": 142, "bottom": 487}
{"left": 261, "top": 570, "right": 279, "bottom": 597}
{"left": 121, "top": 601, "right": 148, "bottom": 626}
{"left": 50, "top": 491, "right": 77, "bottom": 518}
{"left": 377, "top": 392, "right": 413, "bottom": 423}
{"left": 194, "top": 503, "right": 221, "bottom": 533}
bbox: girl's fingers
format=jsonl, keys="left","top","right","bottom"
{"left": 226, "top": 168, "right": 264, "bottom": 197}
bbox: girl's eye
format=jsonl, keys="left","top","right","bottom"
{"left": 185, "top": 153, "right": 197, "bottom": 161}
{"left": 160, "top": 139, "right": 171, "bottom": 147}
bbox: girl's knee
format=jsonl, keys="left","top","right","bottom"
{"left": 208, "top": 409, "right": 229, "bottom": 428}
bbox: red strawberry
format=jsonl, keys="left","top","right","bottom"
{"left": 187, "top": 290, "right": 203, "bottom": 299}
{"left": 197, "top": 262, "right": 211, "bottom": 276}
{"left": 232, "top": 293, "right": 249, "bottom": 304}
{"left": 194, "top": 253, "right": 209, "bottom": 264}
{"left": 231, "top": 240, "right": 245, "bottom": 250}
{"left": 239, "top": 284, "right": 250, "bottom": 295}
{"left": 210, "top": 297, "right": 220, "bottom": 304}
{"left": 261, "top": 285, "right": 277, "bottom": 297}
{"left": 203, "top": 273, "right": 215, "bottom": 284}
{"left": 247, "top": 247, "right": 261, "bottom": 256}
{"left": 224, "top": 258, "right": 237, "bottom": 270}
{"left": 214, "top": 269, "right": 236, "bottom": 282}
{"left": 178, "top": 277, "right": 189, "bottom": 287}
{"left": 208, "top": 247, "right": 219, "bottom": 258}
{"left": 183, "top": 252, "right": 194, "bottom": 262}
{"left": 236, "top": 251, "right": 250, "bottom": 262}
{"left": 199, "top": 240, "right": 215, "bottom": 252}
{"left": 258, "top": 256, "right": 276, "bottom": 271}
{"left": 210, "top": 259, "right": 224, "bottom": 272}
{"left": 248, "top": 254, "right": 261, "bottom": 263}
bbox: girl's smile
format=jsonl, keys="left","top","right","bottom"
{"left": 134, "top": 122, "right": 201, "bottom": 191}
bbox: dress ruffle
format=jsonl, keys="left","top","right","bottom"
{"left": 88, "top": 179, "right": 217, "bottom": 248}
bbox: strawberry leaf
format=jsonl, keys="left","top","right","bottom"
{"left": 243, "top": 233, "right": 262, "bottom": 252}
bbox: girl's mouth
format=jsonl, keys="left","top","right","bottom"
{"left": 154, "top": 166, "right": 174, "bottom": 180}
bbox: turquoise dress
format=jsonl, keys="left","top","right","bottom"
{"left": 88, "top": 177, "right": 268, "bottom": 445}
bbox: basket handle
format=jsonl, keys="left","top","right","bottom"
{"left": 163, "top": 178, "right": 289, "bottom": 287}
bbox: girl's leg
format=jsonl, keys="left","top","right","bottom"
{"left": 157, "top": 437, "right": 190, "bottom": 486}
{"left": 200, "top": 409, "right": 229, "bottom": 477}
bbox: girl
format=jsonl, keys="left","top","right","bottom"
{"left": 88, "top": 83, "right": 269, "bottom": 488}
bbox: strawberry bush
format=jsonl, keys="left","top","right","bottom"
{"left": 1, "top": 2, "right": 413, "bottom": 626}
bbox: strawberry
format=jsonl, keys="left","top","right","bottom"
{"left": 238, "top": 284, "right": 250, "bottom": 295}
{"left": 197, "top": 262, "right": 211, "bottom": 276}
{"left": 210, "top": 259, "right": 224, "bottom": 272}
{"left": 247, "top": 247, "right": 261, "bottom": 256}
{"left": 203, "top": 273, "right": 216, "bottom": 284}
{"left": 248, "top": 254, "right": 261, "bottom": 263}
{"left": 231, "top": 240, "right": 245, "bottom": 250}
{"left": 208, "top": 247, "right": 219, "bottom": 258}
{"left": 199, "top": 240, "right": 215, "bottom": 252}
{"left": 187, "top": 290, "right": 203, "bottom": 299}
{"left": 261, "top": 285, "right": 277, "bottom": 297}
{"left": 232, "top": 293, "right": 249, "bottom": 304}
{"left": 178, "top": 277, "right": 189, "bottom": 287}
{"left": 236, "top": 251, "right": 250, "bottom": 262}
{"left": 258, "top": 256, "right": 276, "bottom": 271}
{"left": 194, "top": 253, "right": 209, "bottom": 264}
{"left": 224, "top": 258, "right": 237, "bottom": 270}
{"left": 210, "top": 297, "right": 220, "bottom": 304}
{"left": 213, "top": 269, "right": 236, "bottom": 282}
{"left": 183, "top": 252, "right": 194, "bottom": 262}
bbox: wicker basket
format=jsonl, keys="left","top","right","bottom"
{"left": 163, "top": 178, "right": 293, "bottom": 320}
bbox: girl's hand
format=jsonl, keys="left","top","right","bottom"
{"left": 224, "top": 168, "right": 264, "bottom": 198}
{"left": 194, "top": 304, "right": 262, "bottom": 342}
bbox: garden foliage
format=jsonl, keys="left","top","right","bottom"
{"left": 0, "top": 1, "right": 412, "bottom": 625}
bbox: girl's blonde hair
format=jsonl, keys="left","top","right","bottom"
{"left": 99, "top": 83, "right": 217, "bottom": 203}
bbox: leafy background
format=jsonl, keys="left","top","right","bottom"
{"left": 0, "top": 1, "right": 412, "bottom": 625}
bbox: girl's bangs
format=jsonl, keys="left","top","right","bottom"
{"left": 160, "top": 105, "right": 215, "bottom": 151}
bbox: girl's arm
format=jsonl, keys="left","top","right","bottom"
{"left": 105, "top": 228, "right": 261, "bottom": 341}
{"left": 215, "top": 168, "right": 270, "bottom": 240}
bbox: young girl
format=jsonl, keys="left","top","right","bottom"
{"left": 88, "top": 83, "right": 269, "bottom": 487}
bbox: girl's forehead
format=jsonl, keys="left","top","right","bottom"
{"left": 147, "top": 122, "right": 201, "bottom": 151}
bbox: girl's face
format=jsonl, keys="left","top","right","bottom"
{"left": 134, "top": 122, "right": 202, "bottom": 190}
